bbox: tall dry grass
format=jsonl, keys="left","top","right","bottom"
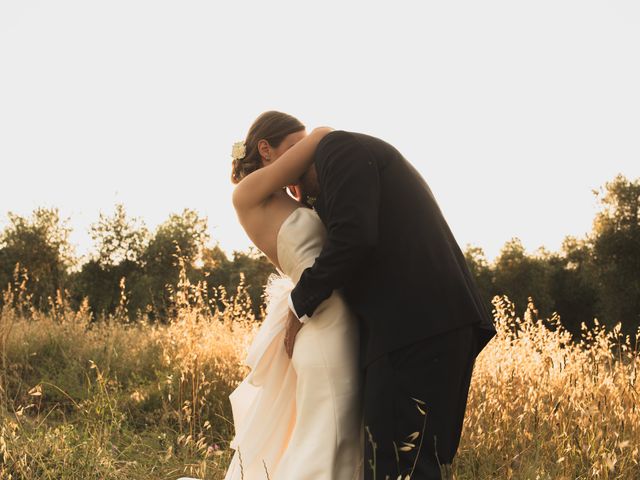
{"left": 0, "top": 261, "right": 257, "bottom": 479}
{"left": 0, "top": 261, "right": 639, "bottom": 479}
{"left": 456, "top": 297, "right": 639, "bottom": 479}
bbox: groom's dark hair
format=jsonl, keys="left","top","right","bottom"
{"left": 231, "top": 111, "right": 306, "bottom": 184}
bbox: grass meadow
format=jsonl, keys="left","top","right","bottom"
{"left": 0, "top": 263, "right": 639, "bottom": 479}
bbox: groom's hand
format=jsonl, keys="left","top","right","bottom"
{"left": 284, "top": 309, "right": 304, "bottom": 358}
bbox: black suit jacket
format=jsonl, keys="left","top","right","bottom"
{"left": 290, "top": 130, "right": 496, "bottom": 366}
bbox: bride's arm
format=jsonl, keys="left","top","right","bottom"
{"left": 232, "top": 127, "right": 334, "bottom": 210}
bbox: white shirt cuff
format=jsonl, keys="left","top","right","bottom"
{"left": 288, "top": 293, "right": 309, "bottom": 324}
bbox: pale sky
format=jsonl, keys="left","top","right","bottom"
{"left": 1, "top": 1, "right": 639, "bottom": 265}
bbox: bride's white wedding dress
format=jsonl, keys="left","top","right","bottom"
{"left": 223, "top": 207, "right": 364, "bottom": 480}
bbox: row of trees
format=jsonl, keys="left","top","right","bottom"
{"left": 1, "top": 174, "right": 638, "bottom": 336}
{"left": 0, "top": 205, "right": 275, "bottom": 320}
{"left": 465, "top": 174, "right": 640, "bottom": 336}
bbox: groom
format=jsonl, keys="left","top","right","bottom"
{"left": 284, "top": 129, "right": 496, "bottom": 479}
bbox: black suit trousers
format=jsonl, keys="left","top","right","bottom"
{"left": 363, "top": 323, "right": 479, "bottom": 480}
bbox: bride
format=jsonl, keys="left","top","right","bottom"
{"left": 222, "top": 111, "right": 364, "bottom": 480}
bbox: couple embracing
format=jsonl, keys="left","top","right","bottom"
{"left": 223, "top": 111, "right": 496, "bottom": 480}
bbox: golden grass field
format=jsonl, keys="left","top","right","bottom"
{"left": 0, "top": 264, "right": 639, "bottom": 479}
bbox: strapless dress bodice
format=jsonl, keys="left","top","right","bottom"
{"left": 277, "top": 207, "right": 326, "bottom": 283}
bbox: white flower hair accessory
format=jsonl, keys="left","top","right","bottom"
{"left": 231, "top": 141, "right": 246, "bottom": 161}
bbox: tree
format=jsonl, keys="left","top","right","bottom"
{"left": 547, "top": 236, "right": 598, "bottom": 335}
{"left": 139, "top": 208, "right": 211, "bottom": 320}
{"left": 195, "top": 244, "right": 276, "bottom": 317}
{"left": 89, "top": 203, "right": 149, "bottom": 267}
{"left": 590, "top": 174, "right": 640, "bottom": 332}
{"left": 228, "top": 248, "right": 276, "bottom": 315}
{"left": 463, "top": 244, "right": 494, "bottom": 311}
{"left": 67, "top": 204, "right": 151, "bottom": 320}
{"left": 0, "top": 207, "right": 75, "bottom": 310}
{"left": 142, "top": 208, "right": 209, "bottom": 272}
{"left": 493, "top": 238, "right": 554, "bottom": 318}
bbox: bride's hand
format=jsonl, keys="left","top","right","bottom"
{"left": 284, "top": 309, "right": 304, "bottom": 358}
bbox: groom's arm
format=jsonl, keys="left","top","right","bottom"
{"left": 290, "top": 131, "right": 380, "bottom": 320}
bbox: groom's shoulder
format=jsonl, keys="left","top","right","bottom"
{"left": 315, "top": 130, "right": 400, "bottom": 170}
{"left": 317, "top": 129, "right": 383, "bottom": 152}
{"left": 314, "top": 130, "right": 355, "bottom": 165}
{"left": 317, "top": 129, "right": 354, "bottom": 149}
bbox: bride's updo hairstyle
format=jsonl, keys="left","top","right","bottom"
{"left": 231, "top": 111, "right": 306, "bottom": 184}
